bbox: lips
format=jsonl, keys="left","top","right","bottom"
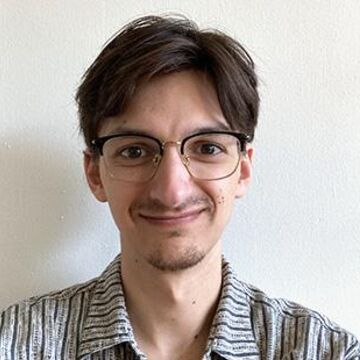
{"left": 139, "top": 209, "right": 205, "bottom": 226}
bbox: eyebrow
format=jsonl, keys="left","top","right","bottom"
{"left": 105, "top": 124, "right": 232, "bottom": 138}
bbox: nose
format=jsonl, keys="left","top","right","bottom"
{"left": 148, "top": 144, "right": 194, "bottom": 208}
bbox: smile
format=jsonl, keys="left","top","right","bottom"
{"left": 138, "top": 209, "right": 205, "bottom": 226}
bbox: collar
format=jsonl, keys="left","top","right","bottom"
{"left": 205, "top": 259, "right": 260, "bottom": 359}
{"left": 78, "top": 254, "right": 139, "bottom": 358}
{"left": 78, "top": 255, "right": 260, "bottom": 359}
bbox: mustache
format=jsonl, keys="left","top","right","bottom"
{"left": 132, "top": 196, "right": 213, "bottom": 213}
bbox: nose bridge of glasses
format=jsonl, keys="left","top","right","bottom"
{"left": 158, "top": 140, "right": 189, "bottom": 166}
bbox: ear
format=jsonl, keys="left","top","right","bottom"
{"left": 83, "top": 150, "right": 108, "bottom": 202}
{"left": 235, "top": 146, "right": 253, "bottom": 198}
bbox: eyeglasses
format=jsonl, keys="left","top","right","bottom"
{"left": 90, "top": 131, "right": 251, "bottom": 182}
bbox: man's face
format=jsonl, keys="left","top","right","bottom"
{"left": 85, "top": 70, "right": 252, "bottom": 272}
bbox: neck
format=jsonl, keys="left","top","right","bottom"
{"left": 121, "top": 243, "right": 223, "bottom": 359}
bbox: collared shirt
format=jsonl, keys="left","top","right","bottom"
{"left": 1, "top": 255, "right": 359, "bottom": 360}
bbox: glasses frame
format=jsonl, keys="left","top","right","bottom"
{"left": 91, "top": 130, "right": 251, "bottom": 156}
{"left": 90, "top": 130, "right": 251, "bottom": 181}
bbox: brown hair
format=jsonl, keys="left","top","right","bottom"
{"left": 76, "top": 15, "right": 259, "bottom": 148}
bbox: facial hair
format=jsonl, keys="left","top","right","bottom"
{"left": 131, "top": 195, "right": 214, "bottom": 272}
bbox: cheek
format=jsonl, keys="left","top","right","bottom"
{"left": 212, "top": 182, "right": 238, "bottom": 217}
{"left": 212, "top": 177, "right": 239, "bottom": 204}
{"left": 102, "top": 181, "right": 138, "bottom": 229}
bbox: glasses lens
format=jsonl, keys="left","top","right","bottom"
{"left": 183, "top": 133, "right": 241, "bottom": 180}
{"left": 102, "top": 136, "right": 160, "bottom": 181}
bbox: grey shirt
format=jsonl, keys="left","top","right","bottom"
{"left": 1, "top": 255, "right": 359, "bottom": 359}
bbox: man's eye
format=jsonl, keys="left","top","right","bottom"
{"left": 197, "top": 143, "right": 223, "bottom": 155}
{"left": 118, "top": 146, "right": 146, "bottom": 159}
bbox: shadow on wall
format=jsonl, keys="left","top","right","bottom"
{"left": 0, "top": 133, "right": 87, "bottom": 307}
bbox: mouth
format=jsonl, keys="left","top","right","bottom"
{"left": 138, "top": 209, "right": 206, "bottom": 226}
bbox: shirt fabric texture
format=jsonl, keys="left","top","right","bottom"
{"left": 1, "top": 255, "right": 359, "bottom": 360}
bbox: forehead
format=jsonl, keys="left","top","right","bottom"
{"left": 99, "top": 70, "right": 230, "bottom": 138}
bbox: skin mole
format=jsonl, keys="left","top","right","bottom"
{"left": 217, "top": 196, "right": 225, "bottom": 205}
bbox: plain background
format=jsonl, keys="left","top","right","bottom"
{"left": 1, "top": 1, "right": 359, "bottom": 336}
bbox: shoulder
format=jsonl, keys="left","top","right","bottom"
{"left": 1, "top": 275, "right": 98, "bottom": 318}
{"left": 0, "top": 277, "right": 97, "bottom": 359}
{"left": 0, "top": 255, "right": 122, "bottom": 359}
{"left": 236, "top": 278, "right": 360, "bottom": 359}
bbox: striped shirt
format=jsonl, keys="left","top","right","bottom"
{"left": 0, "top": 255, "right": 359, "bottom": 359}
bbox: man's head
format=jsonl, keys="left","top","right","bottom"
{"left": 76, "top": 15, "right": 259, "bottom": 148}
{"left": 78, "top": 15, "right": 259, "bottom": 272}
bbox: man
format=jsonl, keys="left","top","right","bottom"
{"left": 0, "top": 15, "right": 359, "bottom": 360}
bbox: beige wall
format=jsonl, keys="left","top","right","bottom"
{"left": 1, "top": 1, "right": 359, "bottom": 336}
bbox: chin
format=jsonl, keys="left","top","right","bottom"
{"left": 146, "top": 246, "right": 206, "bottom": 272}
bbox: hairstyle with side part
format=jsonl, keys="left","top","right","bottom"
{"left": 76, "top": 15, "right": 259, "bottom": 148}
